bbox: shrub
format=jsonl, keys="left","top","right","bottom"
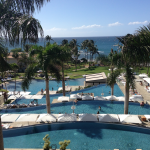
{"left": 43, "top": 134, "right": 51, "bottom": 150}
{"left": 4, "top": 100, "right": 11, "bottom": 104}
{"left": 59, "top": 140, "right": 70, "bottom": 150}
{"left": 84, "top": 85, "right": 92, "bottom": 89}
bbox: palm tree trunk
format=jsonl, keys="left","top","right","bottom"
{"left": 111, "top": 84, "right": 114, "bottom": 96}
{"left": 147, "top": 63, "right": 149, "bottom": 74}
{"left": 75, "top": 57, "right": 77, "bottom": 71}
{"left": 0, "top": 117, "right": 4, "bottom": 150}
{"left": 62, "top": 63, "right": 65, "bottom": 96}
{"left": 15, "top": 71, "right": 16, "bottom": 91}
{"left": 124, "top": 82, "right": 129, "bottom": 114}
{"left": 45, "top": 78, "right": 50, "bottom": 114}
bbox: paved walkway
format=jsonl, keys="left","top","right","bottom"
{"left": 117, "top": 75, "right": 150, "bottom": 103}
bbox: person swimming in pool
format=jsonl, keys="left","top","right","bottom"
{"left": 98, "top": 106, "right": 101, "bottom": 110}
{"left": 109, "top": 91, "right": 110, "bottom": 94}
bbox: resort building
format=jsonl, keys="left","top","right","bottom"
{"left": 85, "top": 72, "right": 107, "bottom": 86}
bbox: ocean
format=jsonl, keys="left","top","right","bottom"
{"left": 8, "top": 36, "right": 121, "bottom": 60}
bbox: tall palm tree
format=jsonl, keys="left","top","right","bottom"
{"left": 62, "top": 39, "right": 68, "bottom": 46}
{"left": 22, "top": 44, "right": 61, "bottom": 113}
{"left": 69, "top": 39, "right": 80, "bottom": 71}
{"left": 81, "top": 40, "right": 89, "bottom": 60}
{"left": 0, "top": 0, "right": 51, "bottom": 148}
{"left": 56, "top": 45, "right": 71, "bottom": 96}
{"left": 10, "top": 63, "right": 19, "bottom": 91}
{"left": 107, "top": 70, "right": 121, "bottom": 95}
{"left": 117, "top": 34, "right": 139, "bottom": 114}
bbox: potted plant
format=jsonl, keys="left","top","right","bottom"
{"left": 43, "top": 134, "right": 51, "bottom": 150}
{"left": 59, "top": 140, "right": 70, "bottom": 150}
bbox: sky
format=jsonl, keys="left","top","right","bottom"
{"left": 34, "top": 0, "right": 150, "bottom": 37}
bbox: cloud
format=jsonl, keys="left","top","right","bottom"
{"left": 128, "top": 21, "right": 148, "bottom": 25}
{"left": 72, "top": 24, "right": 102, "bottom": 29}
{"left": 108, "top": 22, "right": 123, "bottom": 27}
{"left": 45, "top": 27, "right": 66, "bottom": 31}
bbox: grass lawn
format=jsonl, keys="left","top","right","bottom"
{"left": 65, "top": 66, "right": 110, "bottom": 79}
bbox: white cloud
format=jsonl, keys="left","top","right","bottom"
{"left": 108, "top": 22, "right": 123, "bottom": 27}
{"left": 45, "top": 27, "right": 66, "bottom": 31}
{"left": 72, "top": 24, "right": 102, "bottom": 29}
{"left": 128, "top": 21, "right": 148, "bottom": 25}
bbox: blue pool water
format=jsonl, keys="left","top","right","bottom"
{"left": 10, "top": 83, "right": 124, "bottom": 104}
{"left": 1, "top": 101, "right": 150, "bottom": 115}
{"left": 6, "top": 78, "right": 85, "bottom": 94}
{"left": 3, "top": 122, "right": 150, "bottom": 150}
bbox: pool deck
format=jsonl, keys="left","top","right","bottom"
{"left": 117, "top": 75, "right": 150, "bottom": 103}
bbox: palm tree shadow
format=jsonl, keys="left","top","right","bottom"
{"left": 77, "top": 126, "right": 102, "bottom": 139}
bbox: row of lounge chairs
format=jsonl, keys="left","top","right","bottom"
{"left": 3, "top": 114, "right": 149, "bottom": 130}
{"left": 1, "top": 77, "right": 12, "bottom": 82}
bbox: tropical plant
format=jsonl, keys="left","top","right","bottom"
{"left": 117, "top": 34, "right": 139, "bottom": 114}
{"left": 59, "top": 140, "right": 71, "bottom": 150}
{"left": 22, "top": 44, "right": 61, "bottom": 113}
{"left": 11, "top": 48, "right": 22, "bottom": 52}
{"left": 70, "top": 39, "right": 80, "bottom": 71}
{"left": 96, "top": 54, "right": 110, "bottom": 66}
{"left": 56, "top": 45, "right": 71, "bottom": 96}
{"left": 12, "top": 52, "right": 19, "bottom": 65}
{"left": 80, "top": 40, "right": 89, "bottom": 60}
{"left": 45, "top": 35, "right": 54, "bottom": 45}
{"left": 43, "top": 134, "right": 51, "bottom": 150}
{"left": 10, "top": 63, "right": 19, "bottom": 91}
{"left": 107, "top": 70, "right": 120, "bottom": 95}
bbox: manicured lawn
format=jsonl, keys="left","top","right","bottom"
{"left": 65, "top": 66, "right": 110, "bottom": 79}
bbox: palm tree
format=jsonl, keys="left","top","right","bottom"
{"left": 22, "top": 44, "right": 61, "bottom": 113}
{"left": 0, "top": 0, "right": 51, "bottom": 148}
{"left": 45, "top": 35, "right": 54, "bottom": 45}
{"left": 56, "top": 45, "right": 71, "bottom": 96}
{"left": 62, "top": 39, "right": 68, "bottom": 46}
{"left": 107, "top": 70, "right": 121, "bottom": 95}
{"left": 69, "top": 39, "right": 80, "bottom": 71}
{"left": 0, "top": 117, "right": 4, "bottom": 150}
{"left": 10, "top": 63, "right": 19, "bottom": 91}
{"left": 81, "top": 40, "right": 89, "bottom": 60}
{"left": 0, "top": 1, "right": 44, "bottom": 46}
{"left": 117, "top": 34, "right": 138, "bottom": 114}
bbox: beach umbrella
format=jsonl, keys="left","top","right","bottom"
{"left": 16, "top": 114, "right": 39, "bottom": 122}
{"left": 36, "top": 114, "right": 57, "bottom": 122}
{"left": 82, "top": 95, "right": 93, "bottom": 100}
{"left": 94, "top": 96, "right": 105, "bottom": 100}
{"left": 118, "top": 115, "right": 142, "bottom": 124}
{"left": 98, "top": 114, "right": 119, "bottom": 122}
{"left": 58, "top": 96, "right": 69, "bottom": 102}
{"left": 1, "top": 114, "right": 20, "bottom": 123}
{"left": 104, "top": 95, "right": 118, "bottom": 101}
{"left": 70, "top": 94, "right": 82, "bottom": 100}
{"left": 78, "top": 114, "right": 98, "bottom": 121}
{"left": 117, "top": 96, "right": 125, "bottom": 101}
{"left": 57, "top": 114, "right": 77, "bottom": 122}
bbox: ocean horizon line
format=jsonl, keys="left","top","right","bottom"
{"left": 41, "top": 36, "right": 123, "bottom": 38}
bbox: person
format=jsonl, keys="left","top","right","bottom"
{"left": 99, "top": 106, "right": 101, "bottom": 110}
{"left": 18, "top": 91, "right": 20, "bottom": 95}
{"left": 81, "top": 92, "right": 83, "bottom": 96}
{"left": 140, "top": 102, "right": 144, "bottom": 107}
{"left": 4, "top": 92, "right": 7, "bottom": 102}
{"left": 109, "top": 91, "right": 110, "bottom": 94}
{"left": 1, "top": 84, "right": 3, "bottom": 89}
{"left": 75, "top": 100, "right": 78, "bottom": 103}
{"left": 97, "top": 111, "right": 100, "bottom": 114}
{"left": 41, "top": 88, "right": 43, "bottom": 95}
{"left": 52, "top": 87, "right": 53, "bottom": 91}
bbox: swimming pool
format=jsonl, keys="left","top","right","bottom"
{"left": 10, "top": 83, "right": 124, "bottom": 105}
{"left": 6, "top": 78, "right": 85, "bottom": 94}
{"left": 3, "top": 122, "right": 150, "bottom": 150}
{"left": 1, "top": 100, "right": 150, "bottom": 115}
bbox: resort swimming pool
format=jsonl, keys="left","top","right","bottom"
{"left": 1, "top": 101, "right": 150, "bottom": 115}
{"left": 6, "top": 78, "right": 85, "bottom": 94}
{"left": 10, "top": 83, "right": 124, "bottom": 104}
{"left": 3, "top": 122, "right": 150, "bottom": 150}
